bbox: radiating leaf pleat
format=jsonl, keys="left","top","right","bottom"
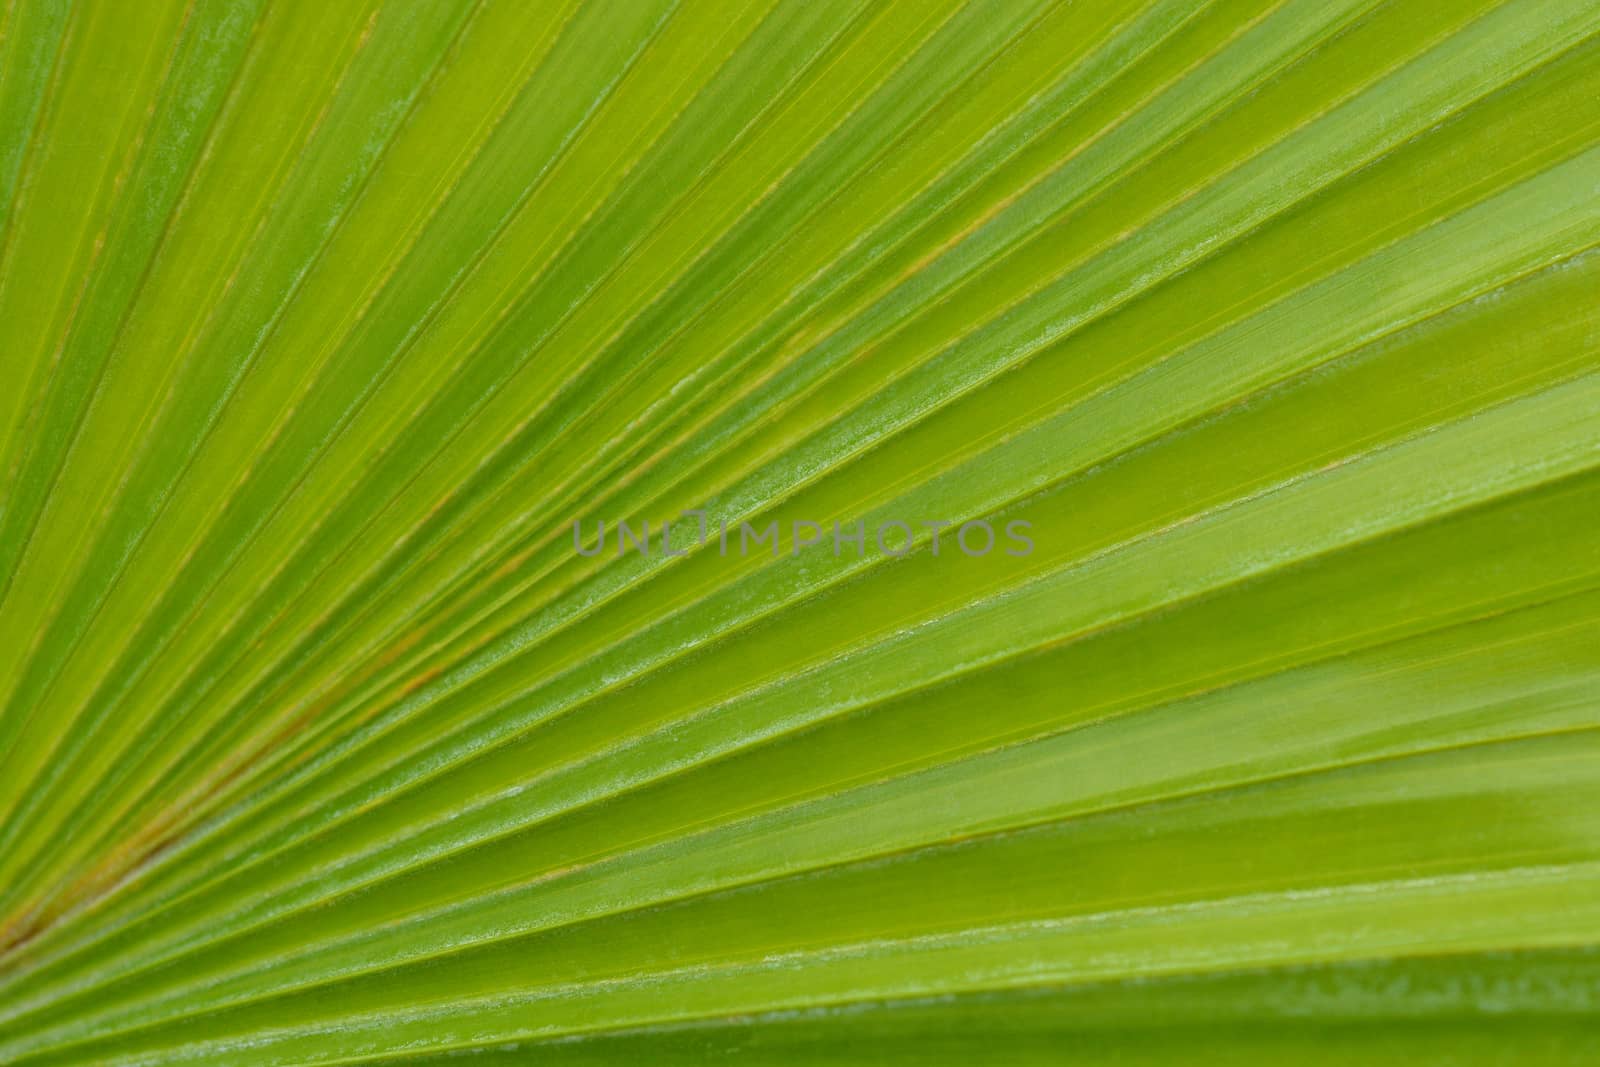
{"left": 1, "top": 0, "right": 1596, "bottom": 1062}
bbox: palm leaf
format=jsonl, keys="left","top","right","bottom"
{"left": 0, "top": 0, "right": 1597, "bottom": 1062}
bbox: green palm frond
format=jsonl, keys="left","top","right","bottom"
{"left": 1, "top": 0, "right": 1597, "bottom": 1062}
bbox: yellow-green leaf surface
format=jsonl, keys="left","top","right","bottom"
{"left": 1, "top": 0, "right": 1597, "bottom": 1062}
